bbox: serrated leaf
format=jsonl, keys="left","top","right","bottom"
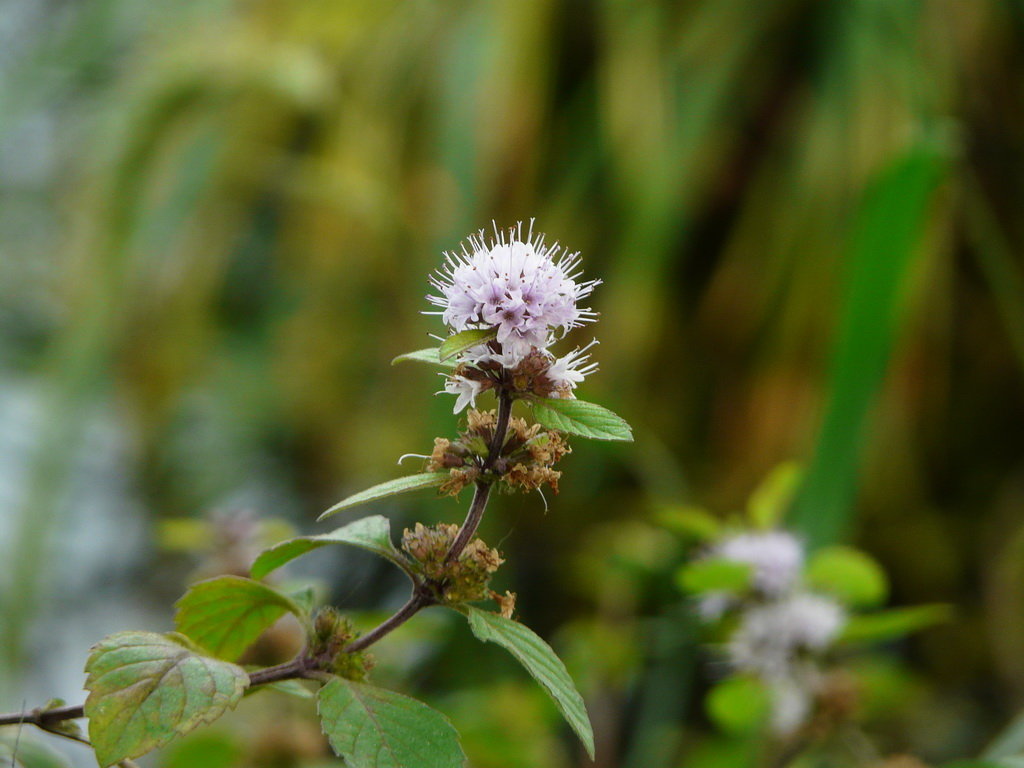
{"left": 532, "top": 398, "right": 633, "bottom": 442}
{"left": 462, "top": 606, "right": 594, "bottom": 758}
{"left": 0, "top": 731, "right": 73, "bottom": 768}
{"left": 676, "top": 560, "right": 752, "bottom": 594}
{"left": 806, "top": 546, "right": 888, "bottom": 607}
{"left": 317, "top": 678, "right": 465, "bottom": 768}
{"left": 175, "top": 576, "right": 307, "bottom": 661}
{"left": 84, "top": 631, "right": 248, "bottom": 767}
{"left": 252, "top": 515, "right": 408, "bottom": 581}
{"left": 318, "top": 473, "right": 450, "bottom": 521}
{"left": 838, "top": 604, "right": 951, "bottom": 644}
{"left": 706, "top": 675, "right": 770, "bottom": 735}
{"left": 391, "top": 348, "right": 455, "bottom": 369}
{"left": 438, "top": 328, "right": 498, "bottom": 361}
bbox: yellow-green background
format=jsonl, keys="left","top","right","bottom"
{"left": 2, "top": 1, "right": 1023, "bottom": 766}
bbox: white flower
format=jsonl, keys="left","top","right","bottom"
{"left": 442, "top": 376, "right": 483, "bottom": 414}
{"left": 547, "top": 340, "right": 599, "bottom": 394}
{"left": 713, "top": 530, "right": 804, "bottom": 597}
{"left": 727, "top": 593, "right": 845, "bottom": 679}
{"left": 427, "top": 221, "right": 599, "bottom": 357}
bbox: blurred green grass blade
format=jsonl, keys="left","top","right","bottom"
{"left": 789, "top": 147, "right": 945, "bottom": 548}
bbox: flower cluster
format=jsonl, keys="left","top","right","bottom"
{"left": 694, "top": 530, "right": 846, "bottom": 736}
{"left": 428, "top": 222, "right": 600, "bottom": 412}
{"left": 401, "top": 522, "right": 507, "bottom": 604}
{"left": 423, "top": 409, "right": 570, "bottom": 497}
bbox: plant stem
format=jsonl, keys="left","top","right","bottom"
{"left": 445, "top": 389, "right": 512, "bottom": 563}
{"left": 0, "top": 393, "right": 516, "bottom": 735}
{"left": 343, "top": 590, "right": 433, "bottom": 653}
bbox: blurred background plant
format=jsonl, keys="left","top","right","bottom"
{"left": 2, "top": 0, "right": 1024, "bottom": 766}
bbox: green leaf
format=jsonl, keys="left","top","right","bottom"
{"left": 318, "top": 473, "right": 450, "bottom": 522}
{"left": 531, "top": 398, "right": 633, "bottom": 442}
{"left": 252, "top": 515, "right": 409, "bottom": 581}
{"left": 789, "top": 147, "right": 945, "bottom": 548}
{"left": 317, "top": 678, "right": 465, "bottom": 768}
{"left": 706, "top": 675, "right": 770, "bottom": 735}
{"left": 839, "top": 604, "right": 951, "bottom": 644}
{"left": 0, "top": 731, "right": 72, "bottom": 768}
{"left": 747, "top": 463, "right": 802, "bottom": 529}
{"left": 438, "top": 328, "right": 498, "bottom": 361}
{"left": 805, "top": 546, "right": 888, "bottom": 607}
{"left": 462, "top": 606, "right": 594, "bottom": 759}
{"left": 175, "top": 576, "right": 308, "bottom": 661}
{"left": 655, "top": 505, "right": 721, "bottom": 541}
{"left": 84, "top": 631, "right": 248, "bottom": 767}
{"left": 391, "top": 348, "right": 455, "bottom": 369}
{"left": 676, "top": 559, "right": 752, "bottom": 594}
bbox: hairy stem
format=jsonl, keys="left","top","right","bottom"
{"left": 446, "top": 389, "right": 512, "bottom": 562}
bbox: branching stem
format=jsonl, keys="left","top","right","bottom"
{"left": 0, "top": 390, "right": 516, "bottom": 738}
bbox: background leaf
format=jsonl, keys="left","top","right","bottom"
{"left": 251, "top": 515, "right": 409, "bottom": 580}
{"left": 805, "top": 545, "right": 889, "bottom": 607}
{"left": 531, "top": 398, "right": 633, "bottom": 442}
{"left": 0, "top": 730, "right": 72, "bottom": 768}
{"left": 84, "top": 631, "right": 248, "bottom": 767}
{"left": 789, "top": 147, "right": 946, "bottom": 548}
{"left": 175, "top": 576, "right": 308, "bottom": 661}
{"left": 317, "top": 677, "right": 465, "bottom": 768}
{"left": 391, "top": 348, "right": 455, "bottom": 369}
{"left": 839, "top": 605, "right": 952, "bottom": 645}
{"left": 318, "top": 473, "right": 450, "bottom": 521}
{"left": 705, "top": 675, "right": 771, "bottom": 735}
{"left": 438, "top": 328, "right": 498, "bottom": 361}
{"left": 462, "top": 606, "right": 594, "bottom": 759}
{"left": 675, "top": 560, "right": 752, "bottom": 595}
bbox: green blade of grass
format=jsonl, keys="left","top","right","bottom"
{"left": 789, "top": 146, "right": 945, "bottom": 548}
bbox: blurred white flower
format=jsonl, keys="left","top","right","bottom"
{"left": 727, "top": 592, "right": 845, "bottom": 679}
{"left": 714, "top": 530, "right": 804, "bottom": 597}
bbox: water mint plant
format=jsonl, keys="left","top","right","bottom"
{"left": 0, "top": 223, "right": 632, "bottom": 768}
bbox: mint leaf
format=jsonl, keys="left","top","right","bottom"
{"left": 84, "top": 631, "right": 248, "bottom": 767}
{"left": 318, "top": 473, "right": 450, "bottom": 521}
{"left": 175, "top": 576, "right": 308, "bottom": 661}
{"left": 438, "top": 328, "right": 498, "bottom": 362}
{"left": 805, "top": 546, "right": 888, "bottom": 607}
{"left": 676, "top": 559, "right": 752, "bottom": 594}
{"left": 839, "top": 605, "right": 951, "bottom": 644}
{"left": 462, "top": 607, "right": 594, "bottom": 758}
{"left": 706, "top": 675, "right": 770, "bottom": 735}
{"left": 251, "top": 515, "right": 410, "bottom": 581}
{"left": 531, "top": 398, "right": 633, "bottom": 442}
{"left": 391, "top": 348, "right": 455, "bottom": 369}
{"left": 317, "top": 678, "right": 465, "bottom": 768}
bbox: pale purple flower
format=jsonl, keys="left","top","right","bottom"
{"left": 442, "top": 376, "right": 484, "bottom": 414}
{"left": 427, "top": 221, "right": 599, "bottom": 358}
{"left": 547, "top": 340, "right": 600, "bottom": 395}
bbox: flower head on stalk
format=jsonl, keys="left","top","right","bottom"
{"left": 428, "top": 222, "right": 600, "bottom": 411}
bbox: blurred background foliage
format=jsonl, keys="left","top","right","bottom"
{"left": 1, "top": 0, "right": 1024, "bottom": 766}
